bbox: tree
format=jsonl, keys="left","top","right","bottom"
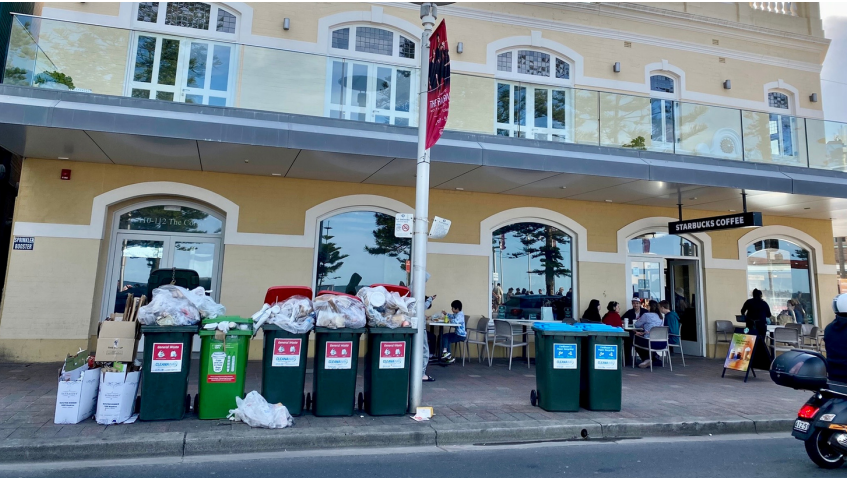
{"left": 316, "top": 228, "right": 348, "bottom": 290}
{"left": 496, "top": 223, "right": 572, "bottom": 294}
{"left": 34, "top": 71, "right": 75, "bottom": 89}
{"left": 364, "top": 213, "right": 412, "bottom": 283}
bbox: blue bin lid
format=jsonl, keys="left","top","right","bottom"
{"left": 573, "top": 323, "right": 623, "bottom": 332}
{"left": 531, "top": 322, "right": 585, "bottom": 334}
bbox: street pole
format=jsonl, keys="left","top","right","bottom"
{"left": 409, "top": 2, "right": 436, "bottom": 412}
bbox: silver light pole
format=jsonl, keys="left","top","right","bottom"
{"left": 409, "top": 2, "right": 437, "bottom": 412}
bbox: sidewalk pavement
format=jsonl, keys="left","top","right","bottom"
{"left": 0, "top": 355, "right": 808, "bottom": 463}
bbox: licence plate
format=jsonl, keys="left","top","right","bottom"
{"left": 794, "top": 419, "right": 810, "bottom": 432}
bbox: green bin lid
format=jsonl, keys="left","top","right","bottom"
{"left": 199, "top": 316, "right": 252, "bottom": 336}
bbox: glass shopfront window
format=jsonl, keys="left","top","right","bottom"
{"left": 746, "top": 239, "right": 814, "bottom": 324}
{"left": 315, "top": 211, "right": 411, "bottom": 294}
{"left": 627, "top": 233, "right": 697, "bottom": 257}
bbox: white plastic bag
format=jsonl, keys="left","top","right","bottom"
{"left": 227, "top": 391, "right": 293, "bottom": 429}
{"left": 137, "top": 285, "right": 201, "bottom": 326}
{"left": 357, "top": 286, "right": 413, "bottom": 329}
{"left": 255, "top": 296, "right": 315, "bottom": 334}
{"left": 185, "top": 287, "right": 226, "bottom": 319}
{"left": 314, "top": 294, "right": 366, "bottom": 329}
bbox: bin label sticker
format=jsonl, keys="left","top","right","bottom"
{"left": 151, "top": 343, "right": 183, "bottom": 373}
{"left": 325, "top": 341, "right": 353, "bottom": 370}
{"left": 595, "top": 344, "right": 618, "bottom": 370}
{"left": 379, "top": 341, "right": 406, "bottom": 369}
{"left": 553, "top": 343, "right": 577, "bottom": 369}
{"left": 207, "top": 340, "right": 239, "bottom": 383}
{"left": 272, "top": 338, "right": 302, "bottom": 367}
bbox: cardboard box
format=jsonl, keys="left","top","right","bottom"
{"left": 54, "top": 366, "right": 100, "bottom": 424}
{"left": 95, "top": 321, "right": 139, "bottom": 362}
{"left": 95, "top": 370, "right": 140, "bottom": 425}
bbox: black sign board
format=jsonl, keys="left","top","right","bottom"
{"left": 668, "top": 212, "right": 762, "bottom": 234}
{"left": 13, "top": 236, "right": 34, "bottom": 251}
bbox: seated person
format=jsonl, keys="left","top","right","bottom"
{"left": 659, "top": 300, "right": 680, "bottom": 347}
{"left": 602, "top": 301, "right": 622, "bottom": 328}
{"left": 633, "top": 300, "right": 665, "bottom": 368}
{"left": 439, "top": 300, "right": 467, "bottom": 364}
{"left": 581, "top": 299, "right": 602, "bottom": 323}
{"left": 827, "top": 294, "right": 847, "bottom": 384}
{"left": 622, "top": 297, "right": 645, "bottom": 324}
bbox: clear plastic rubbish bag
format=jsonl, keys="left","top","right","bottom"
{"left": 313, "top": 294, "right": 366, "bottom": 329}
{"left": 184, "top": 287, "right": 226, "bottom": 319}
{"left": 357, "top": 286, "right": 413, "bottom": 329}
{"left": 227, "top": 391, "right": 293, "bottom": 429}
{"left": 251, "top": 296, "right": 315, "bottom": 334}
{"left": 137, "top": 285, "right": 201, "bottom": 326}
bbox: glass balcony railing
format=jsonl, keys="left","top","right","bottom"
{"left": 4, "top": 14, "right": 847, "bottom": 174}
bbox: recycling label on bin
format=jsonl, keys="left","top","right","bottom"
{"left": 207, "top": 340, "right": 239, "bottom": 383}
{"left": 272, "top": 338, "right": 302, "bottom": 367}
{"left": 379, "top": 341, "right": 406, "bottom": 369}
{"left": 594, "top": 344, "right": 618, "bottom": 370}
{"left": 325, "top": 341, "right": 352, "bottom": 369}
{"left": 553, "top": 343, "right": 577, "bottom": 369}
{"left": 151, "top": 343, "right": 183, "bottom": 373}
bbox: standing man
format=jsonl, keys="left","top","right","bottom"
{"left": 492, "top": 283, "right": 503, "bottom": 313}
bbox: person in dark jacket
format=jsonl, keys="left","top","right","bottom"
{"left": 826, "top": 294, "right": 847, "bottom": 383}
{"left": 582, "top": 299, "right": 602, "bottom": 323}
{"left": 741, "top": 289, "right": 773, "bottom": 370}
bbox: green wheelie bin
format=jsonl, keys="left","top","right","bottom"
{"left": 530, "top": 322, "right": 587, "bottom": 412}
{"left": 139, "top": 325, "right": 198, "bottom": 420}
{"left": 197, "top": 317, "right": 252, "bottom": 419}
{"left": 261, "top": 324, "right": 311, "bottom": 416}
{"left": 363, "top": 327, "right": 416, "bottom": 416}
{"left": 575, "top": 323, "right": 628, "bottom": 411}
{"left": 309, "top": 326, "right": 367, "bottom": 417}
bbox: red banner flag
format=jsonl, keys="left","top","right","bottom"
{"left": 425, "top": 20, "right": 450, "bottom": 150}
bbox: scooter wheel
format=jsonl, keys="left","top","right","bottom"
{"left": 805, "top": 429, "right": 846, "bottom": 469}
{"left": 530, "top": 390, "right": 537, "bottom": 407}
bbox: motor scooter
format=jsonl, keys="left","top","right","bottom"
{"left": 771, "top": 349, "right": 847, "bottom": 469}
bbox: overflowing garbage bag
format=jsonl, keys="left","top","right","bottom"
{"left": 313, "top": 294, "right": 366, "bottom": 329}
{"left": 357, "top": 286, "right": 416, "bottom": 329}
{"left": 184, "top": 287, "right": 226, "bottom": 320}
{"left": 137, "top": 285, "right": 203, "bottom": 326}
{"left": 227, "top": 391, "right": 294, "bottom": 429}
{"left": 251, "top": 295, "right": 315, "bottom": 334}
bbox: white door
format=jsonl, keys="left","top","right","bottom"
{"left": 326, "top": 60, "right": 417, "bottom": 126}
{"left": 496, "top": 82, "right": 573, "bottom": 141}
{"left": 128, "top": 33, "right": 236, "bottom": 105}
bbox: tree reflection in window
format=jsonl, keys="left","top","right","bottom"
{"left": 747, "top": 238, "right": 813, "bottom": 324}
{"left": 316, "top": 212, "right": 411, "bottom": 294}
{"left": 492, "top": 223, "right": 572, "bottom": 296}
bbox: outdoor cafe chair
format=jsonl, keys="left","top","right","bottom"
{"left": 493, "top": 319, "right": 528, "bottom": 370}
{"left": 714, "top": 320, "right": 735, "bottom": 357}
{"left": 463, "top": 316, "right": 492, "bottom": 366}
{"left": 631, "top": 326, "right": 672, "bottom": 372}
{"left": 668, "top": 322, "right": 685, "bottom": 367}
{"left": 770, "top": 327, "right": 800, "bottom": 355}
{"left": 802, "top": 325, "right": 822, "bottom": 352}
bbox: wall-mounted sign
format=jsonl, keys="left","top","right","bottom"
{"left": 668, "top": 212, "right": 762, "bottom": 234}
{"left": 13, "top": 237, "right": 33, "bottom": 251}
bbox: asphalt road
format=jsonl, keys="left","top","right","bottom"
{"left": 0, "top": 433, "right": 840, "bottom": 478}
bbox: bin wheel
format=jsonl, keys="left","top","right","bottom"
{"left": 135, "top": 395, "right": 141, "bottom": 414}
{"left": 193, "top": 394, "right": 200, "bottom": 414}
{"left": 530, "top": 390, "right": 538, "bottom": 407}
{"left": 305, "top": 393, "right": 312, "bottom": 411}
{"left": 185, "top": 394, "right": 191, "bottom": 413}
{"left": 357, "top": 392, "right": 364, "bottom": 412}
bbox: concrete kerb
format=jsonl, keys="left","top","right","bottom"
{"left": 0, "top": 417, "right": 795, "bottom": 463}
{"left": 0, "top": 432, "right": 186, "bottom": 463}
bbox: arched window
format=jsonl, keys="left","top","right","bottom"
{"left": 627, "top": 233, "right": 697, "bottom": 257}
{"left": 128, "top": 3, "right": 238, "bottom": 105}
{"left": 325, "top": 25, "right": 419, "bottom": 126}
{"left": 649, "top": 74, "right": 678, "bottom": 151}
{"left": 494, "top": 49, "right": 574, "bottom": 141}
{"left": 315, "top": 211, "right": 411, "bottom": 293}
{"left": 746, "top": 239, "right": 814, "bottom": 324}
{"left": 766, "top": 90, "right": 800, "bottom": 159}
{"left": 492, "top": 223, "right": 574, "bottom": 321}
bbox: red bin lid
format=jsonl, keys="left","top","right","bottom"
{"left": 264, "top": 286, "right": 313, "bottom": 305}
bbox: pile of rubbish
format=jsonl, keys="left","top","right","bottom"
{"left": 314, "top": 294, "right": 366, "bottom": 329}
{"left": 137, "top": 285, "right": 225, "bottom": 326}
{"left": 251, "top": 295, "right": 315, "bottom": 334}
{"left": 228, "top": 391, "right": 294, "bottom": 429}
{"left": 357, "top": 286, "right": 416, "bottom": 329}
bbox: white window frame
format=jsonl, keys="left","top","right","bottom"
{"left": 494, "top": 48, "right": 574, "bottom": 88}
{"left": 124, "top": 31, "right": 239, "bottom": 106}
{"left": 766, "top": 89, "right": 800, "bottom": 161}
{"left": 322, "top": 58, "right": 418, "bottom": 126}
{"left": 131, "top": 2, "right": 240, "bottom": 42}
{"left": 494, "top": 81, "right": 575, "bottom": 142}
{"left": 648, "top": 74, "right": 679, "bottom": 152}
{"left": 328, "top": 24, "right": 418, "bottom": 67}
